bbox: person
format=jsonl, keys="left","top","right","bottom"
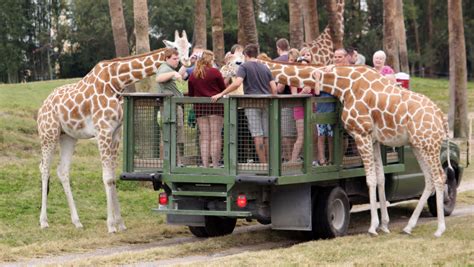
{"left": 188, "top": 50, "right": 226, "bottom": 168}
{"left": 224, "top": 44, "right": 244, "bottom": 64}
{"left": 372, "top": 50, "right": 396, "bottom": 82}
{"left": 178, "top": 46, "right": 204, "bottom": 80}
{"left": 288, "top": 49, "right": 313, "bottom": 162}
{"left": 155, "top": 48, "right": 184, "bottom": 166}
{"left": 347, "top": 47, "right": 366, "bottom": 65}
{"left": 274, "top": 38, "right": 296, "bottom": 161}
{"left": 212, "top": 44, "right": 277, "bottom": 164}
{"left": 316, "top": 48, "right": 348, "bottom": 166}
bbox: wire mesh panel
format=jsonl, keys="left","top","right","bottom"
{"left": 281, "top": 98, "right": 305, "bottom": 175}
{"left": 133, "top": 98, "right": 164, "bottom": 170}
{"left": 342, "top": 132, "right": 362, "bottom": 168}
{"left": 237, "top": 98, "right": 270, "bottom": 174}
{"left": 177, "top": 101, "right": 225, "bottom": 168}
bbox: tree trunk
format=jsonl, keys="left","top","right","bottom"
{"left": 289, "top": 0, "right": 304, "bottom": 49}
{"left": 303, "top": 0, "right": 319, "bottom": 43}
{"left": 425, "top": 0, "right": 434, "bottom": 77}
{"left": 108, "top": 0, "right": 129, "bottom": 57}
{"left": 133, "top": 0, "right": 153, "bottom": 92}
{"left": 193, "top": 0, "right": 207, "bottom": 48}
{"left": 109, "top": 0, "right": 134, "bottom": 92}
{"left": 396, "top": 0, "right": 409, "bottom": 73}
{"left": 407, "top": 0, "right": 421, "bottom": 76}
{"left": 210, "top": 0, "right": 225, "bottom": 66}
{"left": 237, "top": 0, "right": 258, "bottom": 46}
{"left": 383, "top": 0, "right": 399, "bottom": 72}
{"left": 448, "top": 0, "right": 468, "bottom": 138}
{"left": 326, "top": 0, "right": 343, "bottom": 49}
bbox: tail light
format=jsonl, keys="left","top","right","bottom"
{"left": 236, "top": 194, "right": 247, "bottom": 208}
{"left": 158, "top": 192, "right": 168, "bottom": 205}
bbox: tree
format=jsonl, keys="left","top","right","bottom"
{"left": 238, "top": 0, "right": 258, "bottom": 46}
{"left": 289, "top": 0, "right": 304, "bottom": 49}
{"left": 448, "top": 0, "right": 468, "bottom": 137}
{"left": 383, "top": 0, "right": 399, "bottom": 72}
{"left": 326, "top": 0, "right": 343, "bottom": 49}
{"left": 193, "top": 0, "right": 207, "bottom": 48}
{"left": 210, "top": 0, "right": 225, "bottom": 66}
{"left": 395, "top": 0, "right": 409, "bottom": 73}
{"left": 133, "top": 0, "right": 153, "bottom": 92}
{"left": 303, "top": 0, "right": 319, "bottom": 43}
{"left": 108, "top": 0, "right": 130, "bottom": 57}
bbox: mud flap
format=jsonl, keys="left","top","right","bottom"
{"left": 271, "top": 184, "right": 312, "bottom": 230}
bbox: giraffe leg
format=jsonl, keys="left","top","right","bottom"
{"left": 354, "top": 136, "right": 379, "bottom": 235}
{"left": 402, "top": 147, "right": 434, "bottom": 235}
{"left": 39, "top": 142, "right": 56, "bottom": 229}
{"left": 374, "top": 143, "right": 390, "bottom": 233}
{"left": 99, "top": 132, "right": 126, "bottom": 233}
{"left": 57, "top": 134, "right": 82, "bottom": 228}
{"left": 432, "top": 157, "right": 446, "bottom": 237}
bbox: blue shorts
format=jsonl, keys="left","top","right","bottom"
{"left": 317, "top": 124, "right": 333, "bottom": 137}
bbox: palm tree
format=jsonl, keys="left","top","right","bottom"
{"left": 304, "top": 0, "right": 319, "bottom": 43}
{"left": 193, "top": 0, "right": 207, "bottom": 48}
{"left": 448, "top": 0, "right": 468, "bottom": 137}
{"left": 396, "top": 0, "right": 409, "bottom": 73}
{"left": 133, "top": 0, "right": 153, "bottom": 92}
{"left": 238, "top": 0, "right": 258, "bottom": 46}
{"left": 210, "top": 0, "right": 225, "bottom": 66}
{"left": 108, "top": 0, "right": 129, "bottom": 57}
{"left": 383, "top": 0, "right": 399, "bottom": 71}
{"left": 289, "top": 0, "right": 304, "bottom": 49}
{"left": 326, "top": 0, "right": 343, "bottom": 49}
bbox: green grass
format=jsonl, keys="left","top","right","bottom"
{"left": 0, "top": 77, "right": 473, "bottom": 263}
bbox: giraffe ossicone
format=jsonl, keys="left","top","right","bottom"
{"left": 37, "top": 31, "right": 191, "bottom": 233}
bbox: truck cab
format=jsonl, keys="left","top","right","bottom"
{"left": 120, "top": 93, "right": 462, "bottom": 238}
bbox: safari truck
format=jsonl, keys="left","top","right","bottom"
{"left": 120, "top": 93, "right": 463, "bottom": 238}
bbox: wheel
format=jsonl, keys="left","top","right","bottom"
{"left": 312, "top": 187, "right": 350, "bottom": 239}
{"left": 188, "top": 216, "right": 237, "bottom": 238}
{"left": 204, "top": 216, "right": 237, "bottom": 237}
{"left": 428, "top": 166, "right": 457, "bottom": 217}
{"left": 188, "top": 226, "right": 209, "bottom": 237}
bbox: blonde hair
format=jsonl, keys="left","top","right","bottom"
{"left": 193, "top": 50, "right": 214, "bottom": 79}
{"left": 288, "top": 48, "right": 300, "bottom": 62}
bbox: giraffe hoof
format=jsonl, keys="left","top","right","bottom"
{"left": 434, "top": 231, "right": 444, "bottom": 238}
{"left": 40, "top": 222, "right": 49, "bottom": 229}
{"left": 368, "top": 229, "right": 378, "bottom": 236}
{"left": 401, "top": 227, "right": 412, "bottom": 235}
{"left": 379, "top": 226, "right": 390, "bottom": 234}
{"left": 74, "top": 222, "right": 84, "bottom": 229}
{"left": 108, "top": 226, "right": 118, "bottom": 234}
{"left": 118, "top": 223, "right": 127, "bottom": 232}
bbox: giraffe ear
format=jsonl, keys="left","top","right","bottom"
{"left": 163, "top": 40, "right": 174, "bottom": 48}
{"left": 182, "top": 30, "right": 188, "bottom": 40}
{"left": 174, "top": 30, "right": 179, "bottom": 40}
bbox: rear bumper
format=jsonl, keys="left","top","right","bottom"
{"left": 120, "top": 172, "right": 162, "bottom": 190}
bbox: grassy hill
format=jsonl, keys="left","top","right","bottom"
{"left": 0, "top": 77, "right": 473, "bottom": 262}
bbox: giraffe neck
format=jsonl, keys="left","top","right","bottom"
{"left": 317, "top": 68, "right": 350, "bottom": 100}
{"left": 86, "top": 48, "right": 167, "bottom": 93}
{"left": 256, "top": 57, "right": 323, "bottom": 89}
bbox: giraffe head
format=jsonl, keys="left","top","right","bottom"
{"left": 163, "top": 30, "right": 192, "bottom": 67}
{"left": 220, "top": 52, "right": 245, "bottom": 78}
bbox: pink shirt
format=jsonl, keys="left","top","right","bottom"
{"left": 380, "top": 66, "right": 395, "bottom": 76}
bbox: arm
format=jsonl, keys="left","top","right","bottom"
{"left": 270, "top": 81, "right": 278, "bottom": 95}
{"left": 156, "top": 71, "right": 181, "bottom": 83}
{"left": 211, "top": 77, "right": 243, "bottom": 102}
{"left": 290, "top": 86, "right": 298, "bottom": 95}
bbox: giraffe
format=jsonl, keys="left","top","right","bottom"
{"left": 37, "top": 31, "right": 191, "bottom": 233}
{"left": 304, "top": 0, "right": 344, "bottom": 65}
{"left": 223, "top": 57, "right": 452, "bottom": 237}
{"left": 309, "top": 65, "right": 452, "bottom": 237}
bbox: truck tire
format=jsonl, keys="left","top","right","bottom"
{"left": 428, "top": 166, "right": 457, "bottom": 217}
{"left": 313, "top": 187, "right": 350, "bottom": 239}
{"left": 188, "top": 226, "right": 209, "bottom": 238}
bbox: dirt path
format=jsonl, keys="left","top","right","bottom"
{"left": 3, "top": 179, "right": 473, "bottom": 267}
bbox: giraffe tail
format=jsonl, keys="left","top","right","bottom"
{"left": 443, "top": 116, "right": 454, "bottom": 175}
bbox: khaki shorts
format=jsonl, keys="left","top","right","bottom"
{"left": 245, "top": 108, "right": 268, "bottom": 137}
